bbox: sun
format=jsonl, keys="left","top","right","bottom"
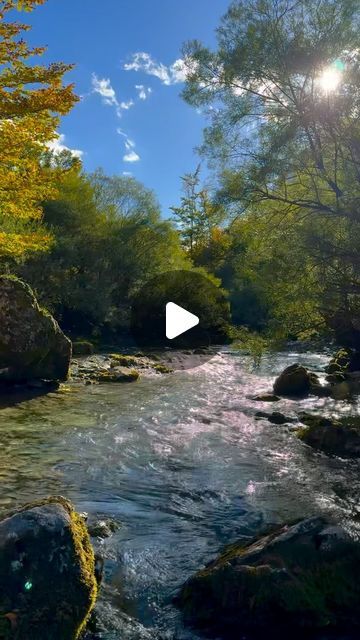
{"left": 318, "top": 63, "right": 343, "bottom": 93}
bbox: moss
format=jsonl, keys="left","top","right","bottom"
{"left": 0, "top": 496, "right": 98, "bottom": 640}
{"left": 68, "top": 509, "right": 98, "bottom": 639}
{"left": 110, "top": 354, "right": 139, "bottom": 367}
{"left": 153, "top": 363, "right": 174, "bottom": 374}
{"left": 97, "top": 369, "right": 139, "bottom": 383}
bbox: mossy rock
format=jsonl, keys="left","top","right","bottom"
{"left": 72, "top": 342, "right": 94, "bottom": 356}
{"left": 297, "top": 412, "right": 360, "bottom": 457}
{"left": 110, "top": 354, "right": 139, "bottom": 367}
{"left": 325, "top": 349, "right": 360, "bottom": 385}
{"left": 0, "top": 275, "right": 71, "bottom": 383}
{"left": 177, "top": 517, "right": 360, "bottom": 636}
{"left": 0, "top": 496, "right": 98, "bottom": 639}
{"left": 153, "top": 363, "right": 174, "bottom": 374}
{"left": 97, "top": 368, "right": 139, "bottom": 383}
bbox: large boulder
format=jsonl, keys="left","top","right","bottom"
{"left": 0, "top": 496, "right": 98, "bottom": 639}
{"left": 177, "top": 517, "right": 360, "bottom": 637}
{"left": 273, "top": 363, "right": 326, "bottom": 397}
{"left": 0, "top": 275, "right": 71, "bottom": 383}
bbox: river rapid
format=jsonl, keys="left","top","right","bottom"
{"left": 0, "top": 349, "right": 360, "bottom": 639}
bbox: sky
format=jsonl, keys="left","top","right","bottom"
{"left": 25, "top": 0, "right": 230, "bottom": 216}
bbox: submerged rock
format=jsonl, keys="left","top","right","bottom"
{"left": 87, "top": 518, "right": 119, "bottom": 539}
{"left": 273, "top": 363, "right": 327, "bottom": 397}
{"left": 252, "top": 393, "right": 280, "bottom": 402}
{"left": 0, "top": 275, "right": 71, "bottom": 384}
{"left": 297, "top": 412, "right": 360, "bottom": 457}
{"left": 0, "top": 496, "right": 98, "bottom": 639}
{"left": 177, "top": 517, "right": 360, "bottom": 637}
{"left": 255, "top": 411, "right": 293, "bottom": 425}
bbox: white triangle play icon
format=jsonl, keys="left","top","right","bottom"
{"left": 166, "top": 302, "right": 199, "bottom": 340}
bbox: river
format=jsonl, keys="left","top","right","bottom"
{"left": 0, "top": 349, "right": 359, "bottom": 639}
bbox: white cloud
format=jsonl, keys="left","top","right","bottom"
{"left": 92, "top": 74, "right": 117, "bottom": 106}
{"left": 123, "top": 150, "right": 140, "bottom": 163}
{"left": 124, "top": 53, "right": 192, "bottom": 85}
{"left": 135, "top": 84, "right": 152, "bottom": 100}
{"left": 120, "top": 99, "right": 134, "bottom": 110}
{"left": 47, "top": 134, "right": 83, "bottom": 159}
{"left": 92, "top": 73, "right": 135, "bottom": 117}
{"left": 123, "top": 171, "right": 133, "bottom": 176}
{"left": 117, "top": 128, "right": 140, "bottom": 163}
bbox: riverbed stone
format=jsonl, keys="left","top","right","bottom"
{"left": 177, "top": 516, "right": 360, "bottom": 636}
{"left": 273, "top": 363, "right": 325, "bottom": 397}
{"left": 297, "top": 412, "right": 360, "bottom": 457}
{"left": 0, "top": 275, "right": 71, "bottom": 383}
{"left": 0, "top": 496, "right": 98, "bottom": 639}
{"left": 252, "top": 393, "right": 280, "bottom": 402}
{"left": 255, "top": 411, "right": 293, "bottom": 425}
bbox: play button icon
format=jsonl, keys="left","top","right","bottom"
{"left": 166, "top": 302, "right": 199, "bottom": 340}
{"left": 130, "top": 269, "right": 230, "bottom": 370}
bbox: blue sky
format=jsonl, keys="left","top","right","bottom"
{"left": 25, "top": 0, "right": 230, "bottom": 215}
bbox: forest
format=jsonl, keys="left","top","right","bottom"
{"left": 1, "top": 0, "right": 359, "bottom": 356}
{"left": 1, "top": 2, "right": 360, "bottom": 640}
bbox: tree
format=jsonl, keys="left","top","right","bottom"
{"left": 19, "top": 168, "right": 190, "bottom": 337}
{"left": 182, "top": 0, "right": 360, "bottom": 346}
{"left": 0, "top": 0, "right": 78, "bottom": 258}
{"left": 171, "top": 166, "right": 225, "bottom": 258}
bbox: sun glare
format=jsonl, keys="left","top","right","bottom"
{"left": 318, "top": 64, "right": 343, "bottom": 93}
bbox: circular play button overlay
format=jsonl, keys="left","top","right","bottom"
{"left": 130, "top": 269, "right": 230, "bottom": 370}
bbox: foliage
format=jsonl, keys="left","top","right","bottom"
{"left": 17, "top": 167, "right": 191, "bottom": 337}
{"left": 182, "top": 0, "right": 360, "bottom": 346}
{"left": 171, "top": 166, "right": 226, "bottom": 259}
{"left": 0, "top": 0, "right": 78, "bottom": 257}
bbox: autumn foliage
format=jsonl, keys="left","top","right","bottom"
{"left": 0, "top": 0, "right": 78, "bottom": 257}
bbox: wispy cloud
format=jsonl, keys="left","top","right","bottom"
{"left": 135, "top": 84, "right": 152, "bottom": 100}
{"left": 92, "top": 73, "right": 134, "bottom": 117}
{"left": 124, "top": 53, "right": 189, "bottom": 85}
{"left": 117, "top": 128, "right": 141, "bottom": 163}
{"left": 119, "top": 99, "right": 134, "bottom": 110}
{"left": 47, "top": 134, "right": 83, "bottom": 159}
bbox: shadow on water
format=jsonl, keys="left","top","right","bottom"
{"left": 0, "top": 382, "right": 60, "bottom": 409}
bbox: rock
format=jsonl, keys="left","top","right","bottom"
{"left": 97, "top": 368, "right": 139, "bottom": 383}
{"left": 0, "top": 496, "right": 98, "bottom": 639}
{"left": 252, "top": 393, "right": 280, "bottom": 402}
{"left": 255, "top": 411, "right": 293, "bottom": 425}
{"left": 72, "top": 341, "right": 95, "bottom": 356}
{"left": 110, "top": 354, "right": 140, "bottom": 367}
{"left": 325, "top": 349, "right": 360, "bottom": 389}
{"left": 177, "top": 516, "right": 360, "bottom": 636}
{"left": 273, "top": 363, "right": 325, "bottom": 397}
{"left": 0, "top": 275, "right": 71, "bottom": 383}
{"left": 153, "top": 363, "right": 173, "bottom": 374}
{"left": 87, "top": 518, "right": 119, "bottom": 539}
{"left": 297, "top": 412, "right": 360, "bottom": 457}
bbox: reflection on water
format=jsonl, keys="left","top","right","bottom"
{"left": 0, "top": 349, "right": 359, "bottom": 638}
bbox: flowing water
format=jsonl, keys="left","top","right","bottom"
{"left": 0, "top": 349, "right": 360, "bottom": 639}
